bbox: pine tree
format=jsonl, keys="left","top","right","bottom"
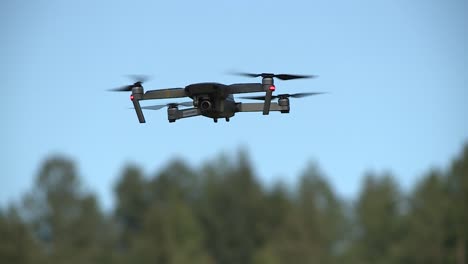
{"left": 0, "top": 208, "right": 40, "bottom": 264}
{"left": 351, "top": 173, "right": 404, "bottom": 264}
{"left": 447, "top": 144, "right": 468, "bottom": 264}
{"left": 22, "top": 156, "right": 111, "bottom": 264}
{"left": 402, "top": 170, "right": 451, "bottom": 263}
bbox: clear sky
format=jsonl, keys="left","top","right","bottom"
{"left": 1, "top": 0, "right": 467, "bottom": 210}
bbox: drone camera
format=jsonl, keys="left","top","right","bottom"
{"left": 200, "top": 100, "right": 212, "bottom": 111}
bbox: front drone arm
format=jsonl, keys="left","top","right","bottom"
{"left": 228, "top": 82, "right": 276, "bottom": 115}
{"left": 130, "top": 87, "right": 187, "bottom": 123}
{"left": 142, "top": 88, "right": 187, "bottom": 100}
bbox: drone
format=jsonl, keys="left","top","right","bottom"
{"left": 109, "top": 72, "right": 324, "bottom": 123}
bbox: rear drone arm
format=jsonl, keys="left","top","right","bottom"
{"left": 167, "top": 107, "right": 201, "bottom": 122}
{"left": 236, "top": 102, "right": 290, "bottom": 113}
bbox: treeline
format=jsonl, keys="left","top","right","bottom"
{"left": 1, "top": 145, "right": 467, "bottom": 264}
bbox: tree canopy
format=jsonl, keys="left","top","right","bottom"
{"left": 1, "top": 144, "right": 467, "bottom": 264}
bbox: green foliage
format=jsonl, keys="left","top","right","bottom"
{"left": 447, "top": 145, "right": 468, "bottom": 264}
{"left": 114, "top": 165, "right": 148, "bottom": 250}
{"left": 196, "top": 151, "right": 266, "bottom": 264}
{"left": 351, "top": 173, "right": 405, "bottom": 264}
{"left": 402, "top": 170, "right": 451, "bottom": 263}
{"left": 128, "top": 200, "right": 210, "bottom": 264}
{"left": 20, "top": 157, "right": 114, "bottom": 264}
{"left": 1, "top": 144, "right": 468, "bottom": 264}
{"left": 254, "top": 163, "right": 346, "bottom": 264}
{"left": 0, "top": 208, "right": 39, "bottom": 264}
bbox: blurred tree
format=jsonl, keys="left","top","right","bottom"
{"left": 401, "top": 169, "right": 451, "bottom": 263}
{"left": 129, "top": 200, "right": 211, "bottom": 264}
{"left": 447, "top": 144, "right": 468, "bottom": 264}
{"left": 116, "top": 159, "right": 212, "bottom": 263}
{"left": 350, "top": 173, "right": 404, "bottom": 264}
{"left": 196, "top": 150, "right": 266, "bottom": 264}
{"left": 114, "top": 164, "right": 148, "bottom": 252}
{"left": 0, "top": 207, "right": 40, "bottom": 264}
{"left": 148, "top": 159, "right": 199, "bottom": 206}
{"left": 297, "top": 163, "right": 346, "bottom": 263}
{"left": 22, "top": 156, "right": 112, "bottom": 264}
{"left": 252, "top": 244, "right": 281, "bottom": 264}
{"left": 6, "top": 142, "right": 468, "bottom": 264}
{"left": 262, "top": 182, "right": 293, "bottom": 243}
{"left": 255, "top": 163, "right": 345, "bottom": 264}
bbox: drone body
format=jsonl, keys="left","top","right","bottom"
{"left": 110, "top": 73, "right": 323, "bottom": 123}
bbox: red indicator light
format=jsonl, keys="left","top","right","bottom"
{"left": 269, "top": 85, "right": 276, "bottom": 91}
{"left": 130, "top": 95, "right": 134, "bottom": 101}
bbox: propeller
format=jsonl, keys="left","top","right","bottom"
{"left": 241, "top": 92, "right": 326, "bottom": 100}
{"left": 127, "top": 74, "right": 150, "bottom": 83}
{"left": 231, "top": 71, "right": 318, "bottom": 114}
{"left": 138, "top": 101, "right": 193, "bottom": 111}
{"left": 231, "top": 71, "right": 318, "bottom": 80}
{"left": 109, "top": 75, "right": 150, "bottom": 92}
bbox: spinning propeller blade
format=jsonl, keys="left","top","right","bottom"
{"left": 126, "top": 74, "right": 150, "bottom": 83}
{"left": 138, "top": 101, "right": 193, "bottom": 111}
{"left": 241, "top": 92, "right": 326, "bottom": 100}
{"left": 231, "top": 71, "right": 318, "bottom": 80}
{"left": 108, "top": 75, "right": 150, "bottom": 92}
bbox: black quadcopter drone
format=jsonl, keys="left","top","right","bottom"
{"left": 110, "top": 72, "right": 324, "bottom": 123}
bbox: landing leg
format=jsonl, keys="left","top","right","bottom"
{"left": 213, "top": 118, "right": 218, "bottom": 123}
{"left": 225, "top": 118, "right": 230, "bottom": 122}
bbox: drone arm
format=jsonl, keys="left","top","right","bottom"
{"left": 167, "top": 107, "right": 201, "bottom": 122}
{"left": 179, "top": 108, "right": 201, "bottom": 119}
{"left": 236, "top": 102, "right": 289, "bottom": 113}
{"left": 227, "top": 83, "right": 264, "bottom": 94}
{"left": 263, "top": 90, "right": 273, "bottom": 115}
{"left": 132, "top": 99, "right": 146, "bottom": 123}
{"left": 228, "top": 83, "right": 277, "bottom": 115}
{"left": 127, "top": 87, "right": 147, "bottom": 123}
{"left": 143, "top": 88, "right": 187, "bottom": 100}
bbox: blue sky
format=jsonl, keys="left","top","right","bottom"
{"left": 2, "top": 0, "right": 467, "bottom": 210}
